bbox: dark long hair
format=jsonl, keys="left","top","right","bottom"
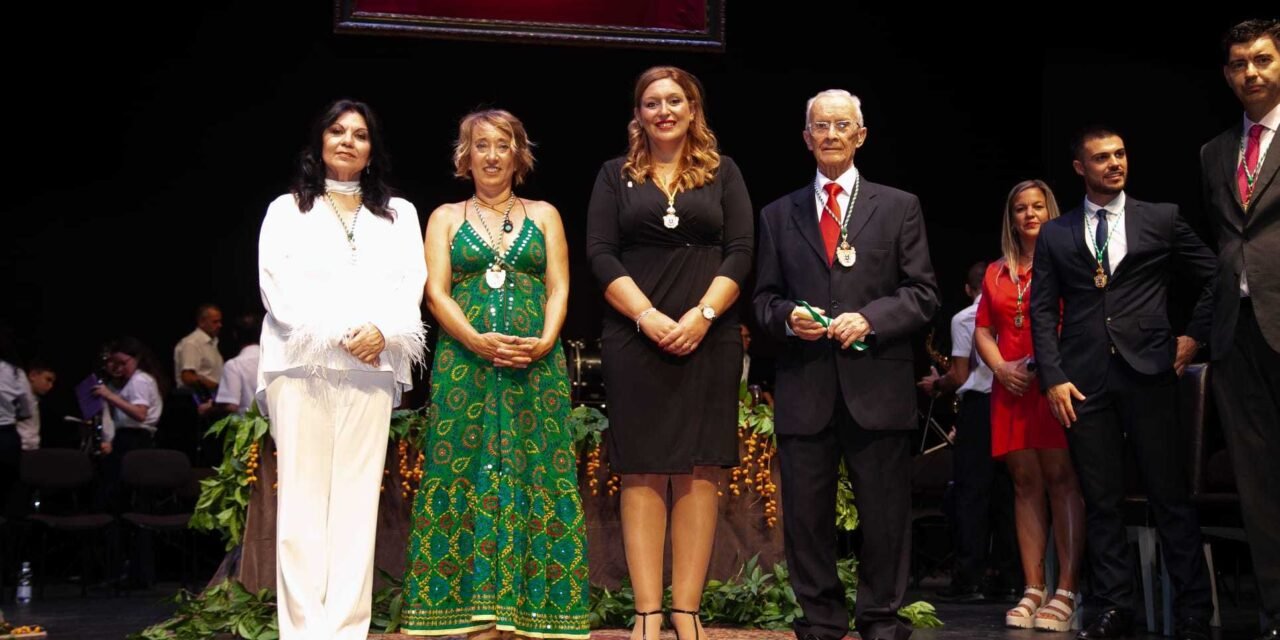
{"left": 107, "top": 336, "right": 169, "bottom": 397}
{"left": 290, "top": 99, "right": 396, "bottom": 221}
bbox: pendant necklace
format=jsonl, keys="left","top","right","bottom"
{"left": 471, "top": 195, "right": 517, "bottom": 289}
{"left": 656, "top": 173, "right": 681, "bottom": 229}
{"left": 324, "top": 191, "right": 362, "bottom": 264}
{"left": 1013, "top": 267, "right": 1032, "bottom": 329}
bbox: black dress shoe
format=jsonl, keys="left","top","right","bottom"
{"left": 1077, "top": 608, "right": 1134, "bottom": 639}
{"left": 1175, "top": 617, "right": 1211, "bottom": 640}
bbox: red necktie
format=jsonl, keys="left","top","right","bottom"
{"left": 820, "top": 182, "right": 842, "bottom": 265}
{"left": 1238, "top": 123, "right": 1264, "bottom": 207}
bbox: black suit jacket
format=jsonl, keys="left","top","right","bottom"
{"left": 1030, "top": 198, "right": 1216, "bottom": 393}
{"left": 753, "top": 179, "right": 938, "bottom": 435}
{"left": 1201, "top": 126, "right": 1280, "bottom": 355}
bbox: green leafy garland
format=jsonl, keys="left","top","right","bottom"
{"left": 188, "top": 409, "right": 270, "bottom": 551}
{"left": 129, "top": 579, "right": 279, "bottom": 640}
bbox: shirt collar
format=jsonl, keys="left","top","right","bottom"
{"left": 815, "top": 165, "right": 859, "bottom": 197}
{"left": 1083, "top": 191, "right": 1126, "bottom": 217}
{"left": 1244, "top": 101, "right": 1280, "bottom": 138}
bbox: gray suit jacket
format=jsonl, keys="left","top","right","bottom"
{"left": 1200, "top": 124, "right": 1280, "bottom": 355}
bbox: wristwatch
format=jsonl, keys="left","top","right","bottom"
{"left": 699, "top": 303, "right": 717, "bottom": 322}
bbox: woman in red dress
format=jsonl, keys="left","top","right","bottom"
{"left": 975, "top": 180, "right": 1085, "bottom": 632}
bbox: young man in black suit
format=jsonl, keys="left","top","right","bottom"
{"left": 1030, "top": 127, "right": 1217, "bottom": 640}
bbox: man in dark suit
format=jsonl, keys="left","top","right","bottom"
{"left": 1200, "top": 19, "right": 1280, "bottom": 640}
{"left": 1030, "top": 128, "right": 1217, "bottom": 640}
{"left": 754, "top": 89, "right": 938, "bottom": 640}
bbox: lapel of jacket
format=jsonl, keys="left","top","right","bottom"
{"left": 1067, "top": 207, "right": 1095, "bottom": 271}
{"left": 789, "top": 186, "right": 828, "bottom": 266}
{"left": 846, "top": 177, "right": 880, "bottom": 244}
{"left": 1219, "top": 130, "right": 1249, "bottom": 229}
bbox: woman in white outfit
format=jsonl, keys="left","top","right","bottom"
{"left": 257, "top": 98, "right": 427, "bottom": 640}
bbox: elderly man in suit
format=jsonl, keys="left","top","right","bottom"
{"left": 754, "top": 89, "right": 938, "bottom": 640}
{"left": 1201, "top": 18, "right": 1280, "bottom": 640}
{"left": 1030, "top": 127, "right": 1217, "bottom": 640}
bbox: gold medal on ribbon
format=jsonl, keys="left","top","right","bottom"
{"left": 835, "top": 241, "right": 856, "bottom": 267}
{"left": 663, "top": 209, "right": 680, "bottom": 229}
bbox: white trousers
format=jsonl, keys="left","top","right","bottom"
{"left": 267, "top": 369, "right": 393, "bottom": 640}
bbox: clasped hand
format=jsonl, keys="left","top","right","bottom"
{"left": 639, "top": 308, "right": 708, "bottom": 357}
{"left": 472, "top": 333, "right": 546, "bottom": 368}
{"left": 787, "top": 306, "right": 871, "bottom": 348}
{"left": 343, "top": 323, "right": 385, "bottom": 366}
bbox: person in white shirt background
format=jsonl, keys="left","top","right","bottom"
{"left": 214, "top": 312, "right": 261, "bottom": 416}
{"left": 257, "top": 98, "right": 426, "bottom": 640}
{"left": 174, "top": 303, "right": 224, "bottom": 405}
{"left": 93, "top": 337, "right": 166, "bottom": 507}
{"left": 0, "top": 325, "right": 32, "bottom": 518}
{"left": 17, "top": 362, "right": 55, "bottom": 451}
{"left": 918, "top": 261, "right": 1017, "bottom": 604}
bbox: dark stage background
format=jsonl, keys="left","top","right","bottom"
{"left": 2, "top": 2, "right": 1259, "bottom": 418}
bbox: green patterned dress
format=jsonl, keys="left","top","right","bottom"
{"left": 401, "top": 219, "right": 590, "bottom": 638}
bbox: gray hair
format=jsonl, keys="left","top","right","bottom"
{"left": 805, "top": 89, "right": 864, "bottom": 127}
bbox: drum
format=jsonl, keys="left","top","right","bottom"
{"left": 564, "top": 339, "right": 606, "bottom": 407}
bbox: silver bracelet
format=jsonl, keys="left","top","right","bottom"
{"left": 635, "top": 307, "right": 657, "bottom": 332}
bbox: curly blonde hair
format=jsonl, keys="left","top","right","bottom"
{"left": 452, "top": 109, "right": 536, "bottom": 186}
{"left": 622, "top": 66, "right": 721, "bottom": 190}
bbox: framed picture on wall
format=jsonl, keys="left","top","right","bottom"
{"left": 333, "top": 0, "right": 726, "bottom": 51}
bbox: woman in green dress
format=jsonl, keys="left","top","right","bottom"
{"left": 401, "top": 109, "right": 589, "bottom": 639}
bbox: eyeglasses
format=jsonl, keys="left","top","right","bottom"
{"left": 807, "top": 120, "right": 860, "bottom": 136}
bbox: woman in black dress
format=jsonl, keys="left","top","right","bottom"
{"left": 586, "top": 66, "right": 753, "bottom": 640}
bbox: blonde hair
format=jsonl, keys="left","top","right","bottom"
{"left": 452, "top": 109, "right": 536, "bottom": 186}
{"left": 1000, "top": 179, "right": 1061, "bottom": 283}
{"left": 622, "top": 66, "right": 721, "bottom": 190}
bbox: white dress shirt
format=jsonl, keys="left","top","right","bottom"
{"left": 814, "top": 165, "right": 861, "bottom": 225}
{"left": 257, "top": 194, "right": 427, "bottom": 413}
{"left": 0, "top": 361, "right": 29, "bottom": 426}
{"left": 104, "top": 370, "right": 163, "bottom": 443}
{"left": 174, "top": 327, "right": 223, "bottom": 388}
{"left": 16, "top": 373, "right": 40, "bottom": 450}
{"left": 215, "top": 344, "right": 260, "bottom": 413}
{"left": 1083, "top": 192, "right": 1128, "bottom": 275}
{"left": 1238, "top": 102, "right": 1280, "bottom": 297}
{"left": 952, "top": 295, "right": 994, "bottom": 396}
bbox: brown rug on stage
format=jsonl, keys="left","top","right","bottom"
{"left": 373, "top": 630, "right": 833, "bottom": 639}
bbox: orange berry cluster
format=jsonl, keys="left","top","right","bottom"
{"left": 396, "top": 439, "right": 426, "bottom": 500}
{"left": 245, "top": 441, "right": 260, "bottom": 485}
{"left": 582, "top": 443, "right": 621, "bottom": 497}
{"left": 727, "top": 427, "right": 779, "bottom": 528}
{"left": 585, "top": 443, "right": 603, "bottom": 495}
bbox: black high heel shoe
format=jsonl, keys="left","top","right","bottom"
{"left": 634, "top": 609, "right": 662, "bottom": 640}
{"left": 671, "top": 607, "right": 703, "bottom": 640}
